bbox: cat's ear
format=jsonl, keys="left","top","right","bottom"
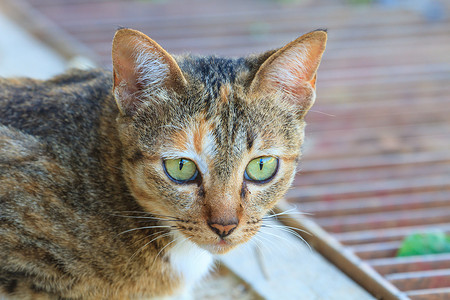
{"left": 112, "top": 28, "right": 186, "bottom": 115}
{"left": 249, "top": 30, "right": 327, "bottom": 117}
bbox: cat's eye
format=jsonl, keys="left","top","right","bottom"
{"left": 245, "top": 156, "right": 278, "bottom": 183}
{"left": 164, "top": 158, "right": 198, "bottom": 183}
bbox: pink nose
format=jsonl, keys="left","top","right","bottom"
{"left": 208, "top": 222, "right": 238, "bottom": 238}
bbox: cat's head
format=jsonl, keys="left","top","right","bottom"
{"left": 111, "top": 28, "right": 326, "bottom": 254}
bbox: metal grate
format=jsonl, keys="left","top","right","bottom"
{"left": 4, "top": 0, "right": 450, "bottom": 298}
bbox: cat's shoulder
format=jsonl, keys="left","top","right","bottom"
{"left": 0, "top": 125, "right": 55, "bottom": 190}
{"left": 0, "top": 124, "right": 55, "bottom": 215}
{"left": 0, "top": 69, "right": 115, "bottom": 144}
{"left": 0, "top": 125, "right": 42, "bottom": 161}
{"left": 0, "top": 68, "right": 112, "bottom": 109}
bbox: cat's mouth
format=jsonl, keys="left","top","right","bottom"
{"left": 217, "top": 239, "right": 228, "bottom": 246}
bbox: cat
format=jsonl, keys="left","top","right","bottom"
{"left": 0, "top": 28, "right": 327, "bottom": 299}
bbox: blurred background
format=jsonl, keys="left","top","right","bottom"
{"left": 0, "top": 0, "right": 449, "bottom": 298}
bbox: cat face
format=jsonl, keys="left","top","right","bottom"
{"left": 112, "top": 29, "right": 326, "bottom": 254}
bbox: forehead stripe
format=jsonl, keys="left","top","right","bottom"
{"left": 192, "top": 119, "right": 210, "bottom": 154}
{"left": 193, "top": 128, "right": 203, "bottom": 154}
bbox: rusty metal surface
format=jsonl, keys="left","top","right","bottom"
{"left": 9, "top": 0, "right": 450, "bottom": 298}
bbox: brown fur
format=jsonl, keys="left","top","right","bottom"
{"left": 0, "top": 28, "right": 326, "bottom": 299}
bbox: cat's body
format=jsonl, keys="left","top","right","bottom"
{"left": 0, "top": 70, "right": 194, "bottom": 299}
{"left": 0, "top": 29, "right": 326, "bottom": 299}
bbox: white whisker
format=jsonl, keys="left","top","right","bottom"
{"left": 271, "top": 226, "right": 312, "bottom": 252}
{"left": 259, "top": 229, "right": 300, "bottom": 253}
{"left": 117, "top": 225, "right": 175, "bottom": 236}
{"left": 114, "top": 211, "right": 181, "bottom": 220}
{"left": 262, "top": 224, "right": 312, "bottom": 236}
{"left": 308, "top": 109, "right": 336, "bottom": 117}
{"left": 265, "top": 206, "right": 300, "bottom": 217}
{"left": 255, "top": 231, "right": 283, "bottom": 254}
{"left": 152, "top": 235, "right": 185, "bottom": 266}
{"left": 128, "top": 232, "right": 173, "bottom": 265}
{"left": 130, "top": 230, "right": 168, "bottom": 248}
{"left": 112, "top": 214, "right": 179, "bottom": 222}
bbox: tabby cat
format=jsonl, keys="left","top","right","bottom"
{"left": 0, "top": 28, "right": 327, "bottom": 299}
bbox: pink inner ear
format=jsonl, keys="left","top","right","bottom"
{"left": 266, "top": 44, "right": 320, "bottom": 95}
{"left": 112, "top": 28, "right": 188, "bottom": 115}
{"left": 249, "top": 32, "right": 326, "bottom": 116}
{"left": 113, "top": 55, "right": 140, "bottom": 95}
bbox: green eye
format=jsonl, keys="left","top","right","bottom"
{"left": 164, "top": 158, "right": 198, "bottom": 182}
{"left": 245, "top": 156, "right": 278, "bottom": 182}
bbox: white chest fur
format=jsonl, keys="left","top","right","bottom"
{"left": 166, "top": 234, "right": 214, "bottom": 294}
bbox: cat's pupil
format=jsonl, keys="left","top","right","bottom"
{"left": 179, "top": 159, "right": 184, "bottom": 170}
{"left": 259, "top": 158, "right": 264, "bottom": 170}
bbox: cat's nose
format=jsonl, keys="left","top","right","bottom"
{"left": 208, "top": 221, "right": 238, "bottom": 238}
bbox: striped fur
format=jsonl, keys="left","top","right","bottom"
{"left": 0, "top": 28, "right": 326, "bottom": 299}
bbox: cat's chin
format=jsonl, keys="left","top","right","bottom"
{"left": 199, "top": 241, "right": 238, "bottom": 255}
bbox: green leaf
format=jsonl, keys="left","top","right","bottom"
{"left": 397, "top": 232, "right": 450, "bottom": 257}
